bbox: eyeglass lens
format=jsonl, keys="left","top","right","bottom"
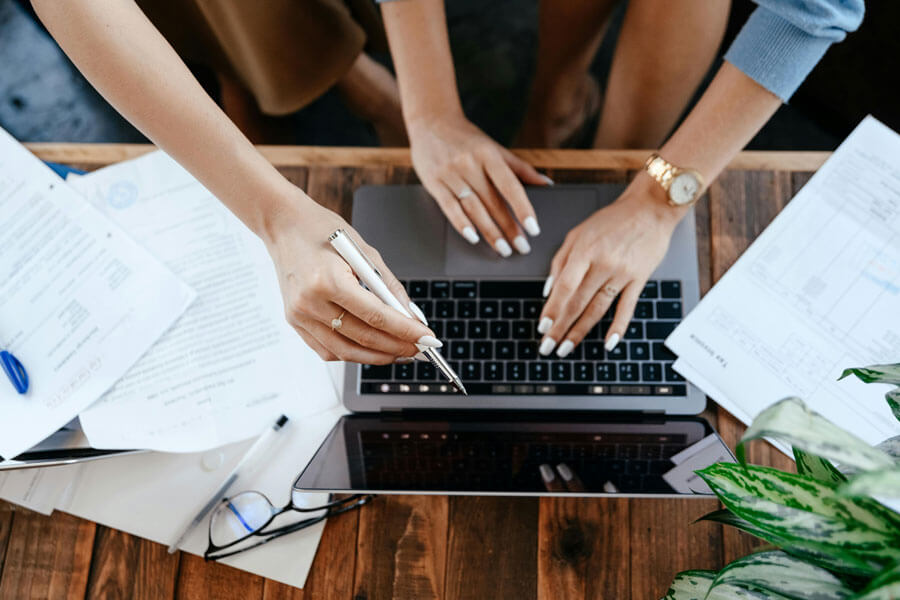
{"left": 209, "top": 491, "right": 277, "bottom": 547}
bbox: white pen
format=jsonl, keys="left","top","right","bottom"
{"left": 167, "top": 414, "right": 289, "bottom": 554}
{"left": 328, "top": 229, "right": 467, "bottom": 395}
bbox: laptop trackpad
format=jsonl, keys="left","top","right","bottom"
{"left": 444, "top": 185, "right": 622, "bottom": 277}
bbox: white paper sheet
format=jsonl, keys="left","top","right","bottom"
{"left": 0, "top": 129, "right": 194, "bottom": 459}
{"left": 667, "top": 116, "right": 900, "bottom": 449}
{"left": 68, "top": 151, "right": 338, "bottom": 452}
{"left": 0, "top": 466, "right": 79, "bottom": 515}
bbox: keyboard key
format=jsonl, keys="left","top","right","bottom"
{"left": 462, "top": 362, "right": 481, "bottom": 380}
{"left": 468, "top": 321, "right": 488, "bottom": 339}
{"left": 447, "top": 321, "right": 466, "bottom": 338}
{"left": 430, "top": 321, "right": 444, "bottom": 338}
{"left": 450, "top": 341, "right": 471, "bottom": 359}
{"left": 523, "top": 300, "right": 542, "bottom": 319}
{"left": 416, "top": 362, "right": 437, "bottom": 380}
{"left": 436, "top": 300, "right": 454, "bottom": 319}
{"left": 501, "top": 301, "right": 521, "bottom": 319}
{"left": 642, "top": 363, "right": 662, "bottom": 382}
{"left": 625, "top": 322, "right": 644, "bottom": 340}
{"left": 562, "top": 343, "right": 583, "bottom": 360}
{"left": 630, "top": 342, "right": 650, "bottom": 361}
{"left": 586, "top": 324, "right": 601, "bottom": 339}
{"left": 517, "top": 342, "right": 537, "bottom": 360}
{"left": 656, "top": 301, "right": 682, "bottom": 319}
{"left": 496, "top": 341, "right": 515, "bottom": 360}
{"left": 574, "top": 362, "right": 594, "bottom": 381}
{"left": 619, "top": 363, "right": 639, "bottom": 381}
{"left": 551, "top": 362, "right": 572, "bottom": 381}
{"left": 646, "top": 321, "right": 678, "bottom": 339}
{"left": 361, "top": 364, "right": 392, "bottom": 380}
{"left": 607, "top": 344, "right": 626, "bottom": 360}
{"left": 485, "top": 362, "right": 503, "bottom": 381}
{"left": 452, "top": 281, "right": 477, "bottom": 298}
{"left": 431, "top": 281, "right": 450, "bottom": 298}
{"left": 409, "top": 281, "right": 429, "bottom": 298}
{"left": 490, "top": 320, "right": 510, "bottom": 338}
{"left": 665, "top": 364, "right": 685, "bottom": 382}
{"left": 458, "top": 300, "right": 477, "bottom": 319}
{"left": 418, "top": 300, "right": 434, "bottom": 319}
{"left": 473, "top": 341, "right": 492, "bottom": 359}
{"left": 634, "top": 301, "right": 653, "bottom": 319}
{"left": 641, "top": 281, "right": 659, "bottom": 298}
{"left": 596, "top": 363, "right": 616, "bottom": 381}
{"left": 480, "top": 280, "right": 543, "bottom": 298}
{"left": 652, "top": 342, "right": 676, "bottom": 361}
{"left": 395, "top": 363, "right": 414, "bottom": 380}
{"left": 584, "top": 342, "right": 604, "bottom": 360}
{"left": 479, "top": 301, "right": 499, "bottom": 319}
{"left": 506, "top": 362, "right": 526, "bottom": 381}
{"left": 661, "top": 281, "right": 681, "bottom": 298}
{"left": 618, "top": 444, "right": 639, "bottom": 459}
{"left": 512, "top": 320, "right": 533, "bottom": 339}
{"left": 528, "top": 362, "right": 549, "bottom": 381}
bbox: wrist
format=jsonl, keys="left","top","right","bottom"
{"left": 622, "top": 171, "right": 690, "bottom": 229}
{"left": 257, "top": 184, "right": 319, "bottom": 247}
{"left": 404, "top": 98, "right": 465, "bottom": 134}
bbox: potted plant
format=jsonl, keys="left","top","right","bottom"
{"left": 664, "top": 364, "right": 900, "bottom": 599}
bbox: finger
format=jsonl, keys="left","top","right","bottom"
{"left": 293, "top": 324, "right": 338, "bottom": 361}
{"left": 485, "top": 153, "right": 541, "bottom": 238}
{"left": 536, "top": 259, "right": 592, "bottom": 356}
{"left": 427, "top": 177, "right": 479, "bottom": 245}
{"left": 541, "top": 267, "right": 609, "bottom": 356}
{"left": 331, "top": 307, "right": 419, "bottom": 358}
{"left": 605, "top": 280, "right": 643, "bottom": 352}
{"left": 500, "top": 147, "right": 553, "bottom": 187}
{"left": 554, "top": 279, "right": 625, "bottom": 356}
{"left": 541, "top": 236, "right": 575, "bottom": 299}
{"left": 443, "top": 172, "right": 510, "bottom": 257}
{"left": 539, "top": 463, "right": 565, "bottom": 492}
{"left": 556, "top": 463, "right": 586, "bottom": 492}
{"left": 465, "top": 164, "right": 529, "bottom": 255}
{"left": 363, "top": 241, "right": 430, "bottom": 326}
{"left": 300, "top": 317, "right": 399, "bottom": 365}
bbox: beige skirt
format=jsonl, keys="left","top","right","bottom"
{"left": 136, "top": 0, "right": 387, "bottom": 115}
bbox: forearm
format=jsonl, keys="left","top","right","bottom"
{"left": 31, "top": 0, "right": 304, "bottom": 240}
{"left": 380, "top": 0, "right": 463, "bottom": 126}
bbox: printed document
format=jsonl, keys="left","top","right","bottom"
{"left": 667, "top": 116, "right": 900, "bottom": 449}
{"left": 69, "top": 151, "right": 338, "bottom": 452}
{"left": 0, "top": 130, "right": 194, "bottom": 459}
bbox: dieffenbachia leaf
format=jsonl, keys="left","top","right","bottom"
{"left": 852, "top": 561, "right": 900, "bottom": 599}
{"left": 697, "top": 463, "right": 900, "bottom": 575}
{"left": 662, "top": 570, "right": 716, "bottom": 600}
{"left": 887, "top": 389, "right": 900, "bottom": 424}
{"left": 707, "top": 551, "right": 853, "bottom": 600}
{"left": 706, "top": 583, "right": 791, "bottom": 599}
{"left": 793, "top": 448, "right": 847, "bottom": 486}
{"left": 737, "top": 398, "right": 895, "bottom": 472}
{"left": 876, "top": 436, "right": 900, "bottom": 460}
{"left": 839, "top": 468, "right": 900, "bottom": 499}
{"left": 839, "top": 364, "right": 900, "bottom": 385}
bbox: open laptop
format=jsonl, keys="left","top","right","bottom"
{"left": 294, "top": 184, "right": 732, "bottom": 497}
{"left": 0, "top": 418, "right": 139, "bottom": 471}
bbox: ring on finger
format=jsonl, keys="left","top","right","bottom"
{"left": 601, "top": 284, "right": 620, "bottom": 298}
{"left": 331, "top": 311, "right": 346, "bottom": 331}
{"left": 456, "top": 186, "right": 474, "bottom": 200}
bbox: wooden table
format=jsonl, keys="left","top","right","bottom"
{"left": 0, "top": 146, "right": 829, "bottom": 600}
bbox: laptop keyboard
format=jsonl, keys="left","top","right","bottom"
{"left": 360, "top": 279, "right": 686, "bottom": 397}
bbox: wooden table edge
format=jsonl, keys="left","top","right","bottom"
{"left": 26, "top": 143, "right": 831, "bottom": 171}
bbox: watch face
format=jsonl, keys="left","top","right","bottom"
{"left": 669, "top": 172, "right": 701, "bottom": 205}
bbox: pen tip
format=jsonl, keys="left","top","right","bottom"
{"left": 275, "top": 415, "right": 289, "bottom": 428}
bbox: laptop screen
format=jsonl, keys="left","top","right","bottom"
{"left": 294, "top": 413, "right": 732, "bottom": 497}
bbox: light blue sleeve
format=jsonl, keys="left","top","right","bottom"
{"left": 724, "top": 0, "right": 865, "bottom": 102}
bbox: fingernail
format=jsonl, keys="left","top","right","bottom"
{"left": 462, "top": 226, "right": 479, "bottom": 245}
{"left": 542, "top": 275, "right": 554, "bottom": 298}
{"left": 604, "top": 333, "right": 620, "bottom": 352}
{"left": 537, "top": 317, "right": 553, "bottom": 334}
{"left": 495, "top": 239, "right": 513, "bottom": 258}
{"left": 539, "top": 464, "right": 556, "bottom": 483}
{"left": 523, "top": 216, "right": 541, "bottom": 236}
{"left": 513, "top": 235, "right": 531, "bottom": 255}
{"left": 417, "top": 335, "right": 443, "bottom": 348}
{"left": 540, "top": 174, "right": 555, "bottom": 186}
{"left": 539, "top": 337, "right": 557, "bottom": 356}
{"left": 556, "top": 340, "right": 574, "bottom": 358}
{"left": 557, "top": 463, "right": 574, "bottom": 481}
{"left": 414, "top": 352, "right": 428, "bottom": 361}
{"left": 395, "top": 357, "right": 414, "bottom": 364}
{"left": 409, "top": 301, "right": 428, "bottom": 325}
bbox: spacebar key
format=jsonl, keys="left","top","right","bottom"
{"left": 479, "top": 281, "right": 543, "bottom": 298}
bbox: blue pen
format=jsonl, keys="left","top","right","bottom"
{"left": 0, "top": 349, "right": 28, "bottom": 394}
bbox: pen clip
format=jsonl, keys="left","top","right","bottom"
{"left": 1, "top": 350, "right": 28, "bottom": 395}
{"left": 329, "top": 228, "right": 383, "bottom": 280}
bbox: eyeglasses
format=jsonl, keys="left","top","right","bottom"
{"left": 204, "top": 490, "right": 374, "bottom": 561}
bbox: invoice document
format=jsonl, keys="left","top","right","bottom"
{"left": 69, "top": 151, "right": 338, "bottom": 452}
{"left": 0, "top": 129, "right": 194, "bottom": 459}
{"left": 667, "top": 116, "right": 900, "bottom": 448}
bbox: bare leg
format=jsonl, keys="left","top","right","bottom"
{"left": 516, "top": 0, "right": 618, "bottom": 148}
{"left": 337, "top": 52, "right": 408, "bottom": 146}
{"left": 593, "top": 0, "right": 730, "bottom": 148}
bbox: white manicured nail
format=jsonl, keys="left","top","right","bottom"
{"left": 462, "top": 226, "right": 479, "bottom": 244}
{"left": 557, "top": 463, "right": 574, "bottom": 482}
{"left": 539, "top": 337, "right": 557, "bottom": 356}
{"left": 495, "top": 239, "right": 513, "bottom": 257}
{"left": 604, "top": 333, "right": 620, "bottom": 352}
{"left": 414, "top": 352, "right": 428, "bottom": 361}
{"left": 542, "top": 275, "right": 554, "bottom": 298}
{"left": 540, "top": 175, "right": 555, "bottom": 186}
{"left": 537, "top": 317, "right": 553, "bottom": 335}
{"left": 409, "top": 301, "right": 428, "bottom": 325}
{"left": 556, "top": 340, "right": 574, "bottom": 358}
{"left": 523, "top": 216, "right": 541, "bottom": 236}
{"left": 418, "top": 335, "right": 443, "bottom": 348}
{"left": 539, "top": 464, "right": 556, "bottom": 483}
{"left": 395, "top": 357, "right": 414, "bottom": 364}
{"left": 513, "top": 235, "right": 531, "bottom": 255}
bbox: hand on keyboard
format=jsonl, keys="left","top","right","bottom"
{"left": 537, "top": 177, "right": 687, "bottom": 357}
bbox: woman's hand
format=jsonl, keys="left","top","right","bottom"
{"left": 537, "top": 175, "right": 686, "bottom": 357}
{"left": 263, "top": 191, "right": 440, "bottom": 364}
{"left": 408, "top": 113, "right": 551, "bottom": 257}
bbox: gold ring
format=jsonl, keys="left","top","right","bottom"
{"left": 331, "top": 311, "right": 346, "bottom": 330}
{"left": 601, "top": 284, "right": 620, "bottom": 298}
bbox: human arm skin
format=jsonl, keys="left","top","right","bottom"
{"left": 31, "top": 0, "right": 439, "bottom": 364}
{"left": 381, "top": 0, "right": 550, "bottom": 257}
{"left": 538, "top": 62, "right": 782, "bottom": 357}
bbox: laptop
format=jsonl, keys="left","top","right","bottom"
{"left": 0, "top": 418, "right": 139, "bottom": 471}
{"left": 294, "top": 184, "right": 732, "bottom": 497}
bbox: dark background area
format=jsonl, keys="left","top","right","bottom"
{"left": 1, "top": 0, "right": 897, "bottom": 149}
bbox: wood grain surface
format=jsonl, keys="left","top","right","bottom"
{"left": 0, "top": 147, "right": 811, "bottom": 599}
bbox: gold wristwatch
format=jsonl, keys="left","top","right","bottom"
{"left": 644, "top": 153, "right": 705, "bottom": 207}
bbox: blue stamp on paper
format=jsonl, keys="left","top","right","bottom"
{"left": 106, "top": 181, "right": 138, "bottom": 209}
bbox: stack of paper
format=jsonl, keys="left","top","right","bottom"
{"left": 667, "top": 116, "right": 900, "bottom": 454}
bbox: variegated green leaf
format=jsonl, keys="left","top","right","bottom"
{"left": 663, "top": 570, "right": 716, "bottom": 600}
{"left": 840, "top": 468, "right": 900, "bottom": 499}
{"left": 839, "top": 364, "right": 900, "bottom": 385}
{"left": 876, "top": 436, "right": 900, "bottom": 460}
{"left": 738, "top": 398, "right": 895, "bottom": 472}
{"left": 852, "top": 561, "right": 900, "bottom": 599}
{"left": 887, "top": 389, "right": 900, "bottom": 424}
{"left": 708, "top": 551, "right": 853, "bottom": 599}
{"left": 794, "top": 448, "right": 847, "bottom": 486}
{"left": 706, "top": 583, "right": 791, "bottom": 599}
